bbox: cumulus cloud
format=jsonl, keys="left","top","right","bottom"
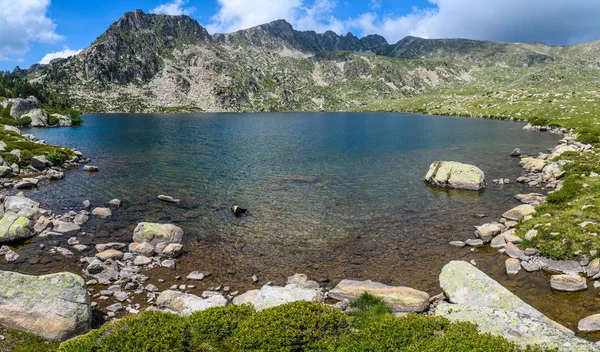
{"left": 350, "top": 0, "right": 600, "bottom": 44}
{"left": 39, "top": 47, "right": 82, "bottom": 64}
{"left": 151, "top": 0, "right": 195, "bottom": 16}
{"left": 205, "top": 0, "right": 600, "bottom": 45}
{"left": 0, "top": 0, "right": 63, "bottom": 59}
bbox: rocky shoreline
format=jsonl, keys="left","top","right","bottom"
{"left": 0, "top": 121, "right": 598, "bottom": 350}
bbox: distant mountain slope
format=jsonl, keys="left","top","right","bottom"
{"left": 25, "top": 10, "right": 600, "bottom": 113}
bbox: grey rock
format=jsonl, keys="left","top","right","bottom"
{"left": 449, "top": 241, "right": 466, "bottom": 247}
{"left": 246, "top": 284, "right": 323, "bottom": 312}
{"left": 156, "top": 290, "right": 227, "bottom": 315}
{"left": 30, "top": 156, "right": 50, "bottom": 170}
{"left": 465, "top": 238, "right": 484, "bottom": 247}
{"left": 133, "top": 255, "right": 152, "bottom": 266}
{"left": 329, "top": 279, "right": 429, "bottom": 313}
{"left": 9, "top": 96, "right": 39, "bottom": 118}
{"left": 157, "top": 195, "right": 180, "bottom": 204}
{"left": 506, "top": 258, "right": 521, "bottom": 275}
{"left": 187, "top": 271, "right": 205, "bottom": 280}
{"left": 424, "top": 161, "right": 486, "bottom": 191}
{"left": 129, "top": 242, "right": 155, "bottom": 256}
{"left": 0, "top": 271, "right": 90, "bottom": 340}
{"left": 436, "top": 303, "right": 595, "bottom": 352}
{"left": 84, "top": 165, "right": 99, "bottom": 172}
{"left": 578, "top": 314, "right": 600, "bottom": 332}
{"left": 133, "top": 223, "right": 183, "bottom": 246}
{"left": 108, "top": 199, "right": 121, "bottom": 207}
{"left": 550, "top": 274, "right": 587, "bottom": 292}
{"left": 91, "top": 207, "right": 112, "bottom": 218}
{"left": 286, "top": 273, "right": 320, "bottom": 289}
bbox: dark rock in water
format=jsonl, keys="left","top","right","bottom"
{"left": 232, "top": 205, "right": 247, "bottom": 217}
{"left": 84, "top": 165, "right": 99, "bottom": 172}
{"left": 510, "top": 148, "right": 521, "bottom": 157}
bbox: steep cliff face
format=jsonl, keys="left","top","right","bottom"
{"left": 80, "top": 9, "right": 211, "bottom": 84}
{"left": 25, "top": 10, "right": 600, "bottom": 113}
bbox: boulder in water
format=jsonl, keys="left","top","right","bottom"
{"left": 424, "top": 161, "right": 486, "bottom": 191}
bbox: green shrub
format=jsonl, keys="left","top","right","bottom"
{"left": 0, "top": 102, "right": 12, "bottom": 118}
{"left": 48, "top": 115, "right": 59, "bottom": 126}
{"left": 69, "top": 110, "right": 84, "bottom": 126}
{"left": 529, "top": 117, "right": 549, "bottom": 126}
{"left": 231, "top": 301, "right": 352, "bottom": 351}
{"left": 546, "top": 175, "right": 583, "bottom": 204}
{"left": 0, "top": 117, "right": 17, "bottom": 125}
{"left": 348, "top": 292, "right": 392, "bottom": 329}
{"left": 47, "top": 151, "right": 68, "bottom": 166}
{"left": 59, "top": 311, "right": 189, "bottom": 352}
{"left": 578, "top": 133, "right": 600, "bottom": 145}
{"left": 19, "top": 149, "right": 33, "bottom": 166}
{"left": 3, "top": 153, "right": 17, "bottom": 165}
{"left": 0, "top": 325, "right": 60, "bottom": 352}
{"left": 16, "top": 115, "right": 32, "bottom": 126}
{"left": 189, "top": 304, "right": 255, "bottom": 347}
{"left": 314, "top": 314, "right": 537, "bottom": 352}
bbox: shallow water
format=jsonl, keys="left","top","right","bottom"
{"left": 10, "top": 112, "right": 597, "bottom": 336}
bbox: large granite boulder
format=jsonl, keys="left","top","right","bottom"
{"left": 21, "top": 109, "right": 48, "bottom": 127}
{"left": 30, "top": 155, "right": 51, "bottom": 170}
{"left": 0, "top": 212, "right": 32, "bottom": 243}
{"left": 0, "top": 271, "right": 91, "bottom": 340}
{"left": 436, "top": 304, "right": 597, "bottom": 351}
{"left": 133, "top": 222, "right": 183, "bottom": 246}
{"left": 328, "top": 279, "right": 430, "bottom": 313}
{"left": 9, "top": 96, "right": 39, "bottom": 118}
{"left": 436, "top": 261, "right": 595, "bottom": 351}
{"left": 156, "top": 290, "right": 227, "bottom": 315}
{"left": 4, "top": 196, "right": 40, "bottom": 214}
{"left": 424, "top": 161, "right": 486, "bottom": 191}
{"left": 440, "top": 261, "right": 544, "bottom": 319}
{"left": 502, "top": 204, "right": 536, "bottom": 221}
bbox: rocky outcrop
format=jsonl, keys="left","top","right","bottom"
{"left": 437, "top": 261, "right": 596, "bottom": 351}
{"left": 9, "top": 96, "right": 40, "bottom": 118}
{"left": 21, "top": 109, "right": 49, "bottom": 127}
{"left": 424, "top": 161, "right": 486, "bottom": 191}
{"left": 0, "top": 271, "right": 91, "bottom": 340}
{"left": 328, "top": 279, "right": 430, "bottom": 313}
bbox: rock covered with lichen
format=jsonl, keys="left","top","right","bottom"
{"left": 424, "top": 161, "right": 486, "bottom": 191}
{"left": 0, "top": 271, "right": 91, "bottom": 340}
{"left": 437, "top": 261, "right": 597, "bottom": 351}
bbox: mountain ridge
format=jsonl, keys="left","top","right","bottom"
{"left": 24, "top": 10, "right": 600, "bottom": 113}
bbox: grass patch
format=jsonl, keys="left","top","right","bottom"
{"left": 0, "top": 325, "right": 59, "bottom": 352}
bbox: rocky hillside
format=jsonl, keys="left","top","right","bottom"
{"left": 25, "top": 10, "right": 600, "bottom": 113}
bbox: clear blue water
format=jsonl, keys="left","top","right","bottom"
{"left": 12, "top": 112, "right": 597, "bottom": 333}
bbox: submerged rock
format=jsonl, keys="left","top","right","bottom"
{"left": 424, "top": 161, "right": 486, "bottom": 191}
{"left": 550, "top": 274, "right": 587, "bottom": 292}
{"left": 91, "top": 207, "right": 112, "bottom": 218}
{"left": 157, "top": 195, "right": 181, "bottom": 204}
{"left": 0, "top": 271, "right": 91, "bottom": 340}
{"left": 133, "top": 222, "right": 183, "bottom": 246}
{"left": 328, "top": 279, "right": 430, "bottom": 313}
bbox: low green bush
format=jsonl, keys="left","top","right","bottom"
{"left": 16, "top": 115, "right": 31, "bottom": 126}
{"left": 230, "top": 301, "right": 352, "bottom": 351}
{"left": 578, "top": 133, "right": 600, "bottom": 145}
{"left": 315, "top": 314, "right": 539, "bottom": 351}
{"left": 546, "top": 175, "right": 583, "bottom": 204}
{"left": 529, "top": 117, "right": 549, "bottom": 126}
{"left": 189, "top": 304, "right": 255, "bottom": 347}
{"left": 48, "top": 115, "right": 59, "bottom": 126}
{"left": 0, "top": 117, "right": 17, "bottom": 125}
{"left": 47, "top": 151, "right": 68, "bottom": 166}
{"left": 19, "top": 149, "right": 33, "bottom": 166}
{"left": 347, "top": 292, "right": 392, "bottom": 329}
{"left": 69, "top": 110, "right": 84, "bottom": 126}
{"left": 59, "top": 311, "right": 189, "bottom": 352}
{"left": 2, "top": 153, "right": 17, "bottom": 165}
{"left": 0, "top": 102, "right": 12, "bottom": 118}
{"left": 0, "top": 325, "right": 59, "bottom": 352}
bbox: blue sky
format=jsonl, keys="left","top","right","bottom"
{"left": 2, "top": 0, "right": 600, "bottom": 71}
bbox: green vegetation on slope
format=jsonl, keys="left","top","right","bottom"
{"left": 57, "top": 297, "right": 539, "bottom": 352}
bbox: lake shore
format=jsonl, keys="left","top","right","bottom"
{"left": 0, "top": 113, "right": 598, "bottom": 350}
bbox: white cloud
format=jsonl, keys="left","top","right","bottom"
{"left": 348, "top": 0, "right": 600, "bottom": 44}
{"left": 0, "top": 0, "right": 63, "bottom": 59}
{"left": 39, "top": 47, "right": 82, "bottom": 64}
{"left": 205, "top": 0, "right": 600, "bottom": 45}
{"left": 151, "top": 0, "right": 195, "bottom": 16}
